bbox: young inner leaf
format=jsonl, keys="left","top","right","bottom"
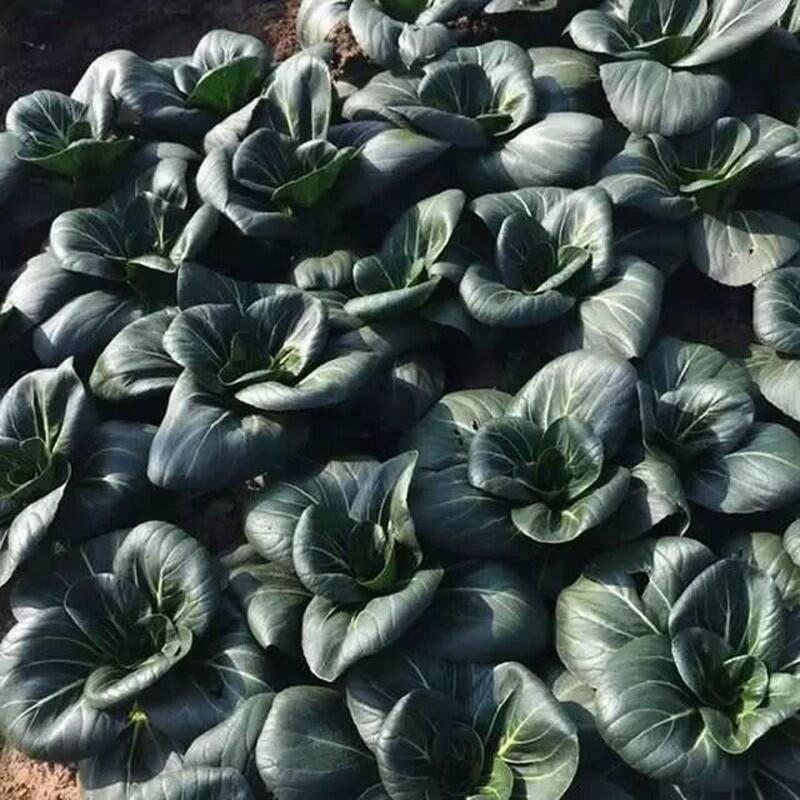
{"left": 431, "top": 721, "right": 485, "bottom": 796}
{"left": 218, "top": 332, "right": 302, "bottom": 388}
{"left": 348, "top": 520, "right": 402, "bottom": 594}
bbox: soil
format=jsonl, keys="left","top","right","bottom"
{"left": 0, "top": 749, "right": 80, "bottom": 800}
{"left": 327, "top": 21, "right": 368, "bottom": 79}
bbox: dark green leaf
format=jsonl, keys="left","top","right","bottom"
{"left": 257, "top": 686, "right": 378, "bottom": 799}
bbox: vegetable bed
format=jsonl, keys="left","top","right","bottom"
{"left": 2, "top": 0, "right": 800, "bottom": 798}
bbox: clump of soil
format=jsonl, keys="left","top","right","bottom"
{"left": 322, "top": 14, "right": 505, "bottom": 79}
{"left": 447, "top": 14, "right": 502, "bottom": 45}
{"left": 0, "top": 748, "right": 79, "bottom": 800}
{"left": 263, "top": 0, "right": 300, "bottom": 61}
{"left": 327, "top": 21, "right": 368, "bottom": 79}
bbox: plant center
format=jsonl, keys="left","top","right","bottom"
{"left": 432, "top": 722, "right": 485, "bottom": 796}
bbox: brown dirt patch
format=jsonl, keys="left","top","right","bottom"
{"left": 0, "top": 748, "right": 80, "bottom": 800}
{"left": 263, "top": 0, "right": 300, "bottom": 61}
{"left": 327, "top": 21, "right": 368, "bottom": 79}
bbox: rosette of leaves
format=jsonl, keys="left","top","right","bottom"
{"left": 237, "top": 455, "right": 551, "bottom": 673}
{"left": 0, "top": 521, "right": 281, "bottom": 768}
{"left": 3, "top": 156, "right": 215, "bottom": 369}
{"left": 343, "top": 41, "right": 604, "bottom": 192}
{"left": 147, "top": 291, "right": 380, "bottom": 490}
{"left": 5, "top": 88, "right": 133, "bottom": 181}
{"left": 0, "top": 89, "right": 134, "bottom": 233}
{"left": 91, "top": 260, "right": 428, "bottom": 418}
{"left": 293, "top": 246, "right": 474, "bottom": 333}
{"left": 96, "top": 261, "right": 425, "bottom": 451}
{"left": 294, "top": 252, "right": 442, "bottom": 331}
{"left": 343, "top": 41, "right": 602, "bottom": 193}
{"left": 87, "top": 261, "right": 300, "bottom": 405}
{"left": 404, "top": 349, "right": 637, "bottom": 558}
{"left": 748, "top": 266, "right": 800, "bottom": 422}
{"left": 198, "top": 53, "right": 449, "bottom": 242}
{"left": 344, "top": 40, "right": 537, "bottom": 148}
{"left": 342, "top": 189, "right": 466, "bottom": 323}
{"left": 638, "top": 336, "right": 800, "bottom": 515}
{"left": 71, "top": 31, "right": 272, "bottom": 143}
{"left": 556, "top": 536, "right": 800, "bottom": 792}
{"left": 343, "top": 648, "right": 580, "bottom": 800}
{"left": 0, "top": 360, "right": 157, "bottom": 588}
{"left": 232, "top": 453, "right": 447, "bottom": 681}
{"left": 460, "top": 185, "right": 663, "bottom": 358}
{"left": 50, "top": 160, "right": 217, "bottom": 285}
{"left": 600, "top": 115, "right": 800, "bottom": 286}
{"left": 568, "top": 0, "right": 790, "bottom": 136}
